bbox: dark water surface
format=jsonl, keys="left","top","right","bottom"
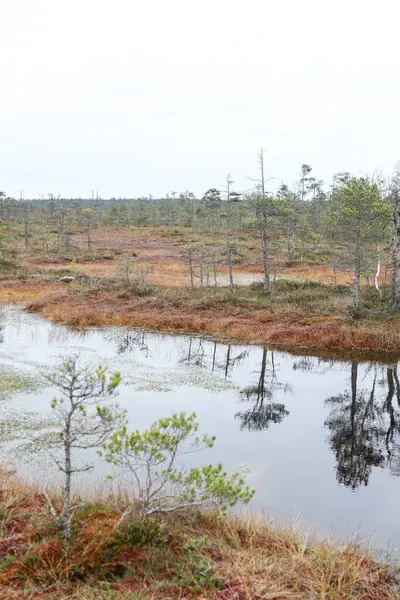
{"left": 1, "top": 306, "right": 399, "bottom": 552}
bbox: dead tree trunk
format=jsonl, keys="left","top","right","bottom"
{"left": 390, "top": 236, "right": 399, "bottom": 306}
{"left": 225, "top": 175, "right": 234, "bottom": 291}
{"left": 260, "top": 223, "right": 270, "bottom": 293}
{"left": 63, "top": 417, "right": 72, "bottom": 540}
{"left": 390, "top": 172, "right": 400, "bottom": 307}
{"left": 374, "top": 244, "right": 382, "bottom": 298}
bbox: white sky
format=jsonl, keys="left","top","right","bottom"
{"left": 1, "top": 0, "right": 400, "bottom": 199}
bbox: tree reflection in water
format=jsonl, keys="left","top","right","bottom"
{"left": 222, "top": 344, "right": 249, "bottom": 378}
{"left": 116, "top": 331, "right": 149, "bottom": 356}
{"left": 324, "top": 361, "right": 400, "bottom": 489}
{"left": 179, "top": 338, "right": 248, "bottom": 374}
{"left": 325, "top": 362, "right": 385, "bottom": 489}
{"left": 115, "top": 330, "right": 400, "bottom": 486}
{"left": 235, "top": 348, "right": 290, "bottom": 431}
{"left": 383, "top": 366, "right": 400, "bottom": 476}
{"left": 179, "top": 338, "right": 206, "bottom": 367}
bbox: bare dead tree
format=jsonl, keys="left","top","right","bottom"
{"left": 225, "top": 174, "right": 234, "bottom": 291}
{"left": 389, "top": 165, "right": 400, "bottom": 307}
{"left": 247, "top": 150, "right": 284, "bottom": 293}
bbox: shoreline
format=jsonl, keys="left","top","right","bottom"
{"left": 2, "top": 278, "right": 400, "bottom": 359}
{"left": 28, "top": 291, "right": 400, "bottom": 359}
{"left": 1, "top": 282, "right": 400, "bottom": 597}
{"left": 27, "top": 304, "right": 400, "bottom": 362}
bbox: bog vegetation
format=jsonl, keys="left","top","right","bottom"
{"left": 2, "top": 157, "right": 400, "bottom": 596}
{"left": 2, "top": 156, "right": 400, "bottom": 354}
{"left": 0, "top": 359, "right": 398, "bottom": 599}
{"left": 2, "top": 157, "right": 400, "bottom": 313}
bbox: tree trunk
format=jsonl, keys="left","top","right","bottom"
{"left": 63, "top": 423, "right": 72, "bottom": 540}
{"left": 188, "top": 250, "right": 194, "bottom": 287}
{"left": 353, "top": 238, "right": 361, "bottom": 311}
{"left": 390, "top": 190, "right": 400, "bottom": 308}
{"left": 226, "top": 224, "right": 234, "bottom": 291}
{"left": 225, "top": 176, "right": 234, "bottom": 291}
{"left": 374, "top": 244, "right": 382, "bottom": 298}
{"left": 261, "top": 225, "right": 270, "bottom": 293}
{"left": 390, "top": 235, "right": 399, "bottom": 307}
{"left": 199, "top": 253, "right": 204, "bottom": 287}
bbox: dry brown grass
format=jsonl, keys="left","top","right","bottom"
{"left": 5, "top": 223, "right": 388, "bottom": 292}
{"left": 25, "top": 281, "right": 400, "bottom": 356}
{"left": 0, "top": 280, "right": 61, "bottom": 305}
{"left": 182, "top": 513, "right": 398, "bottom": 600}
{"left": 3, "top": 234, "right": 400, "bottom": 355}
{"left": 0, "top": 477, "right": 397, "bottom": 600}
{"left": 8, "top": 224, "right": 360, "bottom": 289}
{"left": 279, "top": 263, "right": 351, "bottom": 285}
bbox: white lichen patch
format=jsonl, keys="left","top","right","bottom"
{"left": 126, "top": 367, "right": 239, "bottom": 393}
{"left": 0, "top": 365, "right": 45, "bottom": 399}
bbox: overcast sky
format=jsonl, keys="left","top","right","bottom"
{"left": 1, "top": 0, "right": 400, "bottom": 199}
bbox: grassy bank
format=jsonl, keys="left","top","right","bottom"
{"left": 20, "top": 276, "right": 400, "bottom": 356}
{"left": 0, "top": 477, "right": 397, "bottom": 599}
{"left": 2, "top": 251, "right": 400, "bottom": 355}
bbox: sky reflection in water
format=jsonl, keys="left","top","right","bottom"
{"left": 0, "top": 305, "right": 399, "bottom": 551}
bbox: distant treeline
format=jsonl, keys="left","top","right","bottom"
{"left": 2, "top": 158, "right": 400, "bottom": 311}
